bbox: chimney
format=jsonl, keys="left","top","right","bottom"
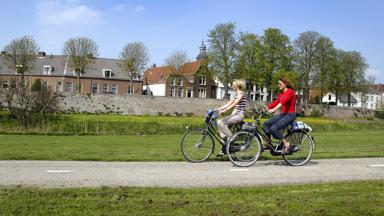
{"left": 38, "top": 51, "right": 46, "bottom": 58}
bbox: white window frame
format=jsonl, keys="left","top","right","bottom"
{"left": 103, "top": 69, "right": 112, "bottom": 78}
{"left": 65, "top": 82, "right": 73, "bottom": 93}
{"left": 42, "top": 81, "right": 48, "bottom": 91}
{"left": 102, "top": 83, "right": 109, "bottom": 94}
{"left": 92, "top": 83, "right": 99, "bottom": 94}
{"left": 199, "top": 76, "right": 206, "bottom": 86}
{"left": 111, "top": 84, "right": 118, "bottom": 95}
{"left": 56, "top": 82, "right": 62, "bottom": 93}
{"left": 198, "top": 88, "right": 206, "bottom": 98}
{"left": 2, "top": 80, "right": 9, "bottom": 89}
{"left": 128, "top": 86, "right": 135, "bottom": 95}
{"left": 43, "top": 66, "right": 52, "bottom": 75}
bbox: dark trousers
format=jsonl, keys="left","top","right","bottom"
{"left": 263, "top": 113, "right": 296, "bottom": 141}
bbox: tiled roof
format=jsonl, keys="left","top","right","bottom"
{"left": 367, "top": 84, "right": 384, "bottom": 94}
{"left": 0, "top": 55, "right": 134, "bottom": 80}
{"left": 143, "top": 60, "right": 202, "bottom": 84}
{"left": 143, "top": 65, "right": 173, "bottom": 84}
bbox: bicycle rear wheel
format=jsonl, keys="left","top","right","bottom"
{"left": 227, "top": 131, "right": 262, "bottom": 167}
{"left": 180, "top": 129, "right": 214, "bottom": 163}
{"left": 282, "top": 130, "right": 314, "bottom": 166}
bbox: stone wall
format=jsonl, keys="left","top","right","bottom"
{"left": 1, "top": 93, "right": 375, "bottom": 118}
{"left": 59, "top": 94, "right": 260, "bottom": 116}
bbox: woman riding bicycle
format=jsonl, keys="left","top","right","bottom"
{"left": 264, "top": 76, "right": 296, "bottom": 155}
{"left": 216, "top": 80, "right": 247, "bottom": 155}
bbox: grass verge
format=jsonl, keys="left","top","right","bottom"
{"left": 1, "top": 130, "right": 383, "bottom": 161}
{"left": 0, "top": 180, "right": 383, "bottom": 215}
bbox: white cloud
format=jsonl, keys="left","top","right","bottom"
{"left": 37, "top": 0, "right": 102, "bottom": 25}
{"left": 133, "top": 5, "right": 146, "bottom": 13}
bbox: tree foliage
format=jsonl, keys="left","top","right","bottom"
{"left": 294, "top": 31, "right": 322, "bottom": 104}
{"left": 3, "top": 35, "right": 39, "bottom": 86}
{"left": 62, "top": 37, "right": 99, "bottom": 93}
{"left": 164, "top": 49, "right": 189, "bottom": 74}
{"left": 207, "top": 22, "right": 239, "bottom": 98}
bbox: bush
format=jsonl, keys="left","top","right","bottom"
{"left": 310, "top": 109, "right": 322, "bottom": 117}
{"left": 374, "top": 110, "right": 384, "bottom": 119}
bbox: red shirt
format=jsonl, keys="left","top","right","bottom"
{"left": 267, "top": 88, "right": 296, "bottom": 113}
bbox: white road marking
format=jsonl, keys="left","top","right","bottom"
{"left": 369, "top": 164, "right": 384, "bottom": 167}
{"left": 229, "top": 168, "right": 249, "bottom": 172}
{"left": 46, "top": 170, "right": 71, "bottom": 173}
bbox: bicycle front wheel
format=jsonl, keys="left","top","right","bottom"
{"left": 227, "top": 131, "right": 262, "bottom": 167}
{"left": 283, "top": 130, "right": 314, "bottom": 166}
{"left": 180, "top": 129, "right": 214, "bottom": 163}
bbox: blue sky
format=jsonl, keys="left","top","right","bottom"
{"left": 1, "top": 0, "right": 383, "bottom": 82}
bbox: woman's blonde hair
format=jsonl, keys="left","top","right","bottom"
{"left": 232, "top": 80, "right": 245, "bottom": 90}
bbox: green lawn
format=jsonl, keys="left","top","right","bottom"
{"left": 1, "top": 130, "right": 383, "bottom": 161}
{"left": 0, "top": 180, "right": 383, "bottom": 215}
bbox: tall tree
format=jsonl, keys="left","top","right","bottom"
{"left": 62, "top": 37, "right": 99, "bottom": 93}
{"left": 3, "top": 35, "right": 39, "bottom": 88}
{"left": 314, "top": 36, "right": 335, "bottom": 101}
{"left": 294, "top": 31, "right": 322, "bottom": 104}
{"left": 164, "top": 49, "right": 190, "bottom": 74}
{"left": 235, "top": 33, "right": 263, "bottom": 97}
{"left": 259, "top": 28, "right": 294, "bottom": 101}
{"left": 328, "top": 49, "right": 345, "bottom": 104}
{"left": 119, "top": 41, "right": 150, "bottom": 95}
{"left": 340, "top": 51, "right": 368, "bottom": 107}
{"left": 207, "top": 22, "right": 239, "bottom": 99}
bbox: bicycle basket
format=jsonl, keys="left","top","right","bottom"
{"left": 241, "top": 122, "right": 256, "bottom": 131}
{"left": 205, "top": 109, "right": 217, "bottom": 126}
{"left": 290, "top": 121, "right": 312, "bottom": 132}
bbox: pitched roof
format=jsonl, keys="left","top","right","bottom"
{"left": 0, "top": 55, "right": 135, "bottom": 80}
{"left": 339, "top": 94, "right": 358, "bottom": 103}
{"left": 143, "top": 60, "right": 202, "bottom": 85}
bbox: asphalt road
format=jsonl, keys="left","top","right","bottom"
{"left": 0, "top": 158, "right": 383, "bottom": 188}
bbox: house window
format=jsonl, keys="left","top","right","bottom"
{"left": 128, "top": 86, "right": 135, "bottom": 95}
{"left": 2, "top": 81, "right": 8, "bottom": 89}
{"left": 177, "top": 87, "right": 183, "bottom": 97}
{"left": 187, "top": 89, "right": 193, "bottom": 98}
{"left": 102, "top": 84, "right": 109, "bottom": 94}
{"left": 178, "top": 78, "right": 183, "bottom": 86}
{"left": 328, "top": 95, "right": 331, "bottom": 101}
{"left": 132, "top": 73, "right": 140, "bottom": 80}
{"left": 43, "top": 66, "right": 52, "bottom": 75}
{"left": 92, "top": 83, "right": 99, "bottom": 94}
{"left": 111, "top": 84, "right": 118, "bottom": 95}
{"left": 103, "top": 69, "right": 112, "bottom": 78}
{"left": 42, "top": 81, "right": 48, "bottom": 91}
{"left": 56, "top": 82, "right": 62, "bottom": 93}
{"left": 65, "top": 82, "right": 73, "bottom": 93}
{"left": 199, "top": 76, "right": 206, "bottom": 86}
{"left": 170, "top": 79, "right": 175, "bottom": 86}
{"left": 11, "top": 80, "right": 17, "bottom": 89}
{"left": 198, "top": 89, "right": 206, "bottom": 98}
{"left": 170, "top": 87, "right": 175, "bottom": 97}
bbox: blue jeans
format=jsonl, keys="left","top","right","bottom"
{"left": 263, "top": 113, "right": 296, "bottom": 141}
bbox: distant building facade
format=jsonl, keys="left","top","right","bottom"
{"left": 0, "top": 52, "right": 143, "bottom": 96}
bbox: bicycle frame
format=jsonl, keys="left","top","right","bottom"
{"left": 250, "top": 110, "right": 288, "bottom": 156}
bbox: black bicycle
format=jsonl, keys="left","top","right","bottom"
{"left": 180, "top": 109, "right": 242, "bottom": 162}
{"left": 226, "top": 109, "right": 315, "bottom": 167}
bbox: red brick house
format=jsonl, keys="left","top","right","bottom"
{"left": 0, "top": 52, "right": 143, "bottom": 96}
{"left": 143, "top": 42, "right": 216, "bottom": 98}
